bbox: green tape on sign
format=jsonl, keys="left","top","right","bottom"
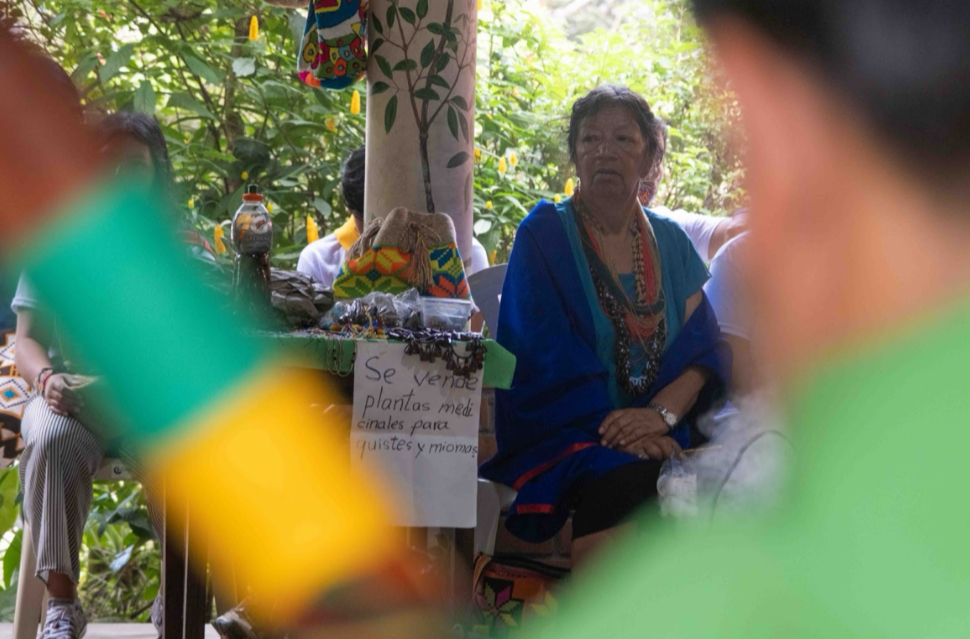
{"left": 13, "top": 182, "right": 265, "bottom": 444}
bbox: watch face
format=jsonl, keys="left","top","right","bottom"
{"left": 664, "top": 414, "right": 677, "bottom": 426}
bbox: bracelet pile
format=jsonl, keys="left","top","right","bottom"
{"left": 386, "top": 328, "right": 487, "bottom": 378}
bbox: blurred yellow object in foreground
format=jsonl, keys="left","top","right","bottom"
{"left": 155, "top": 368, "right": 395, "bottom": 622}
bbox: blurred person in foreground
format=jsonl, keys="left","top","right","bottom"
{"left": 528, "top": 1, "right": 970, "bottom": 637}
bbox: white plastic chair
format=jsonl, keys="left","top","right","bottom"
{"left": 468, "top": 264, "right": 516, "bottom": 556}
{"left": 13, "top": 459, "right": 131, "bottom": 639}
{"left": 467, "top": 264, "right": 507, "bottom": 337}
{"left": 474, "top": 478, "right": 517, "bottom": 556}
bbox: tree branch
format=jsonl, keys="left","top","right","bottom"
{"left": 396, "top": 12, "right": 423, "bottom": 130}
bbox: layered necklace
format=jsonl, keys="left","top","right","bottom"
{"left": 573, "top": 190, "right": 667, "bottom": 397}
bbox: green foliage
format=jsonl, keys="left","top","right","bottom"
{"left": 79, "top": 480, "right": 161, "bottom": 621}
{"left": 16, "top": 0, "right": 367, "bottom": 268}
{"left": 472, "top": 0, "right": 743, "bottom": 261}
{"left": 15, "top": 0, "right": 739, "bottom": 268}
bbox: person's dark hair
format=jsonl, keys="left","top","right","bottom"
{"left": 567, "top": 85, "right": 667, "bottom": 185}
{"left": 98, "top": 111, "right": 172, "bottom": 189}
{"left": 691, "top": 0, "right": 970, "bottom": 181}
{"left": 342, "top": 145, "right": 366, "bottom": 220}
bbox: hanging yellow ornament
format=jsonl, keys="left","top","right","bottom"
{"left": 325, "top": 117, "right": 337, "bottom": 133}
{"left": 241, "top": 171, "right": 249, "bottom": 180}
{"left": 485, "top": 201, "right": 493, "bottom": 210}
{"left": 350, "top": 90, "right": 361, "bottom": 115}
{"left": 248, "top": 16, "right": 259, "bottom": 41}
{"left": 307, "top": 215, "right": 320, "bottom": 244}
{"left": 565, "top": 177, "right": 575, "bottom": 197}
{"left": 267, "top": 203, "right": 274, "bottom": 213}
{"left": 554, "top": 194, "right": 562, "bottom": 203}
{"left": 188, "top": 197, "right": 195, "bottom": 209}
{"left": 509, "top": 151, "right": 518, "bottom": 167}
{"left": 474, "top": 147, "right": 482, "bottom": 163}
{"left": 213, "top": 224, "right": 227, "bottom": 255}
{"left": 498, "top": 157, "right": 507, "bottom": 174}
{"left": 478, "top": 0, "right": 483, "bottom": 10}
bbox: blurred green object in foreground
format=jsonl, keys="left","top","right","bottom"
{"left": 530, "top": 300, "right": 970, "bottom": 638}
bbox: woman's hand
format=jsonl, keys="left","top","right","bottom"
{"left": 44, "top": 373, "right": 85, "bottom": 417}
{"left": 626, "top": 436, "right": 682, "bottom": 461}
{"left": 599, "top": 408, "right": 669, "bottom": 448}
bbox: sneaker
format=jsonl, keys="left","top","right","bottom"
{"left": 150, "top": 594, "right": 163, "bottom": 639}
{"left": 40, "top": 598, "right": 87, "bottom": 639}
{"left": 212, "top": 600, "right": 283, "bottom": 639}
{"left": 211, "top": 600, "right": 258, "bottom": 639}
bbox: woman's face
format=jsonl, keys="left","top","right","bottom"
{"left": 574, "top": 105, "right": 651, "bottom": 203}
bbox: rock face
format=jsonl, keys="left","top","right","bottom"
{"left": 364, "top": 0, "right": 478, "bottom": 269}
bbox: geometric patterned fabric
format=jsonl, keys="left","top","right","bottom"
{"left": 472, "top": 554, "right": 563, "bottom": 638}
{"left": 297, "top": 0, "right": 368, "bottom": 90}
{"left": 0, "top": 330, "right": 30, "bottom": 466}
{"left": 331, "top": 243, "right": 471, "bottom": 300}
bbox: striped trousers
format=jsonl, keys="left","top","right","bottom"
{"left": 18, "top": 396, "right": 162, "bottom": 584}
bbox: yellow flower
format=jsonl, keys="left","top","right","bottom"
{"left": 241, "top": 171, "right": 249, "bottom": 180}
{"left": 307, "top": 215, "right": 319, "bottom": 243}
{"left": 188, "top": 197, "right": 195, "bottom": 209}
{"left": 213, "top": 224, "right": 227, "bottom": 255}
{"left": 267, "top": 203, "right": 274, "bottom": 213}
{"left": 485, "top": 201, "right": 493, "bottom": 210}
{"left": 325, "top": 117, "right": 337, "bottom": 133}
{"left": 477, "top": 0, "right": 482, "bottom": 10}
{"left": 350, "top": 90, "right": 361, "bottom": 115}
{"left": 497, "top": 157, "right": 507, "bottom": 174}
{"left": 509, "top": 151, "right": 518, "bottom": 167}
{"left": 474, "top": 147, "right": 482, "bottom": 162}
{"left": 554, "top": 194, "right": 562, "bottom": 203}
{"left": 564, "top": 177, "right": 575, "bottom": 197}
{"left": 248, "top": 16, "right": 258, "bottom": 41}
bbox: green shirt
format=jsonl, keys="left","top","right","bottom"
{"left": 534, "top": 301, "right": 970, "bottom": 638}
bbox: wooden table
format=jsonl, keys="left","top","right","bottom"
{"left": 160, "top": 333, "right": 515, "bottom": 639}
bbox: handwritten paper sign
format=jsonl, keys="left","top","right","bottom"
{"left": 351, "top": 341, "right": 481, "bottom": 527}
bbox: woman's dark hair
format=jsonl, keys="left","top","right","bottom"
{"left": 342, "top": 145, "right": 366, "bottom": 220}
{"left": 691, "top": 0, "right": 970, "bottom": 182}
{"left": 567, "top": 85, "right": 667, "bottom": 185}
{"left": 98, "top": 111, "right": 172, "bottom": 189}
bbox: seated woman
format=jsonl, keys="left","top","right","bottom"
{"left": 15, "top": 111, "right": 180, "bottom": 639}
{"left": 480, "top": 86, "right": 728, "bottom": 565}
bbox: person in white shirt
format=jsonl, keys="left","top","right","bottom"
{"left": 704, "top": 233, "right": 756, "bottom": 394}
{"left": 637, "top": 125, "right": 747, "bottom": 262}
{"left": 298, "top": 146, "right": 489, "bottom": 288}
{"left": 652, "top": 205, "right": 747, "bottom": 263}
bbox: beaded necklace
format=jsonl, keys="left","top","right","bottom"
{"left": 573, "top": 192, "right": 666, "bottom": 396}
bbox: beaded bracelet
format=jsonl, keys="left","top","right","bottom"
{"left": 35, "top": 367, "right": 54, "bottom": 395}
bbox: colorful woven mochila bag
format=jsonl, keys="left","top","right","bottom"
{"left": 332, "top": 208, "right": 471, "bottom": 300}
{"left": 298, "top": 0, "right": 368, "bottom": 90}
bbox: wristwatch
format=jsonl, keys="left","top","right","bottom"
{"left": 647, "top": 403, "right": 678, "bottom": 432}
